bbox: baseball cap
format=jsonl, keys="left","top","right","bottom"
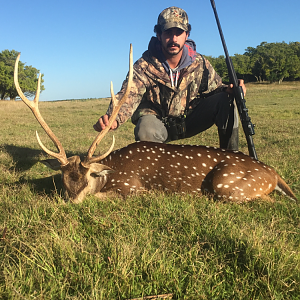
{"left": 157, "top": 7, "right": 189, "bottom": 32}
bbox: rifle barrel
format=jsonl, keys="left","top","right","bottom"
{"left": 210, "top": 0, "right": 258, "bottom": 160}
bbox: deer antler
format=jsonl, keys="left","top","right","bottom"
{"left": 84, "top": 44, "right": 134, "bottom": 164}
{"left": 14, "top": 54, "right": 69, "bottom": 166}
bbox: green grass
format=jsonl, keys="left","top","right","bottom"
{"left": 0, "top": 82, "right": 300, "bottom": 299}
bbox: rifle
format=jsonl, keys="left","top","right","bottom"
{"left": 210, "top": 0, "right": 258, "bottom": 160}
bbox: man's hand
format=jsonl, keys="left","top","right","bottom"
{"left": 226, "top": 79, "right": 246, "bottom": 96}
{"left": 93, "top": 114, "right": 118, "bottom": 132}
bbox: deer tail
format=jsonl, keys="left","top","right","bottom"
{"left": 275, "top": 175, "right": 298, "bottom": 202}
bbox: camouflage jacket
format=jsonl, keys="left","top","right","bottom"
{"left": 106, "top": 37, "right": 227, "bottom": 126}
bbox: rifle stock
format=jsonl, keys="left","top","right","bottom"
{"left": 210, "top": 0, "right": 258, "bottom": 160}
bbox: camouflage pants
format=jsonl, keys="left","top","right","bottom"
{"left": 134, "top": 92, "right": 239, "bottom": 149}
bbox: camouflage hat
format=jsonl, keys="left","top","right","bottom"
{"left": 157, "top": 7, "right": 189, "bottom": 32}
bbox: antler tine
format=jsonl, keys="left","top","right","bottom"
{"left": 85, "top": 44, "right": 133, "bottom": 164}
{"left": 14, "top": 53, "right": 68, "bottom": 166}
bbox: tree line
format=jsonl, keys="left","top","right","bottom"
{"left": 0, "top": 49, "right": 44, "bottom": 100}
{"left": 1, "top": 42, "right": 300, "bottom": 100}
{"left": 206, "top": 41, "right": 300, "bottom": 84}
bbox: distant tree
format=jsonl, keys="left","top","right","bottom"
{"left": 244, "top": 43, "right": 268, "bottom": 82}
{"left": 244, "top": 42, "right": 300, "bottom": 84}
{"left": 205, "top": 55, "right": 229, "bottom": 82}
{"left": 231, "top": 54, "right": 256, "bottom": 82}
{"left": 287, "top": 42, "right": 300, "bottom": 81}
{"left": 0, "top": 49, "right": 45, "bottom": 100}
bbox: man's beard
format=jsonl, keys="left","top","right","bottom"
{"left": 163, "top": 42, "right": 184, "bottom": 56}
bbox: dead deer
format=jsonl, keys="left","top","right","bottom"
{"left": 14, "top": 45, "right": 298, "bottom": 204}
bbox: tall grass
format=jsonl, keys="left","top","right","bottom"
{"left": 0, "top": 82, "right": 300, "bottom": 299}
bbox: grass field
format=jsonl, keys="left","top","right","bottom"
{"left": 0, "top": 82, "right": 300, "bottom": 299}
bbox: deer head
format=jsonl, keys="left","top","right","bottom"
{"left": 14, "top": 45, "right": 133, "bottom": 203}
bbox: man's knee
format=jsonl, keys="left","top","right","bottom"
{"left": 134, "top": 115, "right": 168, "bottom": 143}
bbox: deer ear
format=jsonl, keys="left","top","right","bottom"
{"left": 40, "top": 159, "right": 61, "bottom": 170}
{"left": 89, "top": 163, "right": 115, "bottom": 177}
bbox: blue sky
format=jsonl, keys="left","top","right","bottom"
{"left": 2, "top": 0, "right": 299, "bottom": 101}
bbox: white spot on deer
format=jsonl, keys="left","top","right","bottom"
{"left": 197, "top": 153, "right": 202, "bottom": 157}
{"left": 224, "top": 185, "right": 229, "bottom": 188}
{"left": 217, "top": 184, "right": 223, "bottom": 188}
{"left": 213, "top": 158, "right": 217, "bottom": 162}
{"left": 223, "top": 173, "right": 229, "bottom": 177}
{"left": 184, "top": 166, "right": 188, "bottom": 169}
{"left": 147, "top": 157, "right": 150, "bottom": 160}
{"left": 202, "top": 163, "right": 206, "bottom": 167}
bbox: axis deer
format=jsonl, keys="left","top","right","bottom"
{"left": 14, "top": 46, "right": 298, "bottom": 204}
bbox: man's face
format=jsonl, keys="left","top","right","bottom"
{"left": 158, "top": 27, "right": 188, "bottom": 58}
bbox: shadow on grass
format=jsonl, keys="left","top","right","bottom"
{"left": 21, "top": 174, "right": 63, "bottom": 196}
{"left": 2, "top": 144, "right": 66, "bottom": 197}
{"left": 2, "top": 144, "right": 78, "bottom": 171}
{"left": 2, "top": 144, "right": 42, "bottom": 171}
